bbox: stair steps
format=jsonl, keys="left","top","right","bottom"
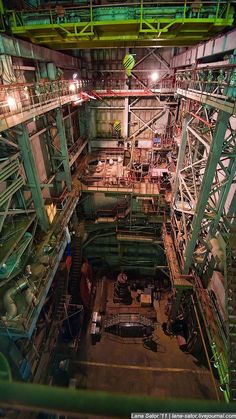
{"left": 226, "top": 239, "right": 236, "bottom": 401}
{"left": 69, "top": 236, "right": 82, "bottom": 304}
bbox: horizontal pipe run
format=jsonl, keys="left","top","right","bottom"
{"left": 0, "top": 380, "right": 235, "bottom": 418}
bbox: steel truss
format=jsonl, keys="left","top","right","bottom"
{"left": 173, "top": 107, "right": 235, "bottom": 275}
{"left": 173, "top": 84, "right": 236, "bottom": 400}
{"left": 6, "top": 1, "right": 234, "bottom": 49}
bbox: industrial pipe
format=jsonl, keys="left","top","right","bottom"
{"left": 83, "top": 231, "right": 116, "bottom": 248}
{"left": 0, "top": 380, "right": 235, "bottom": 418}
{"left": 2, "top": 279, "right": 29, "bottom": 320}
{"left": 25, "top": 287, "right": 37, "bottom": 306}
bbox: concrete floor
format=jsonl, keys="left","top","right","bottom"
{"left": 72, "top": 281, "right": 219, "bottom": 403}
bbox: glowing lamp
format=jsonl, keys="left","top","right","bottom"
{"left": 69, "top": 83, "right": 76, "bottom": 92}
{"left": 7, "top": 95, "right": 16, "bottom": 107}
{"left": 151, "top": 72, "right": 159, "bottom": 82}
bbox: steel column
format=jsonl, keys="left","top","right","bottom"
{"left": 123, "top": 97, "right": 129, "bottom": 139}
{"left": 210, "top": 159, "right": 236, "bottom": 236}
{"left": 183, "top": 111, "right": 230, "bottom": 274}
{"left": 55, "top": 108, "right": 72, "bottom": 192}
{"left": 17, "top": 124, "right": 49, "bottom": 231}
{"left": 172, "top": 116, "right": 190, "bottom": 199}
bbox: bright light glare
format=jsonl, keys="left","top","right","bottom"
{"left": 73, "top": 73, "right": 78, "bottom": 80}
{"left": 69, "top": 83, "right": 76, "bottom": 92}
{"left": 7, "top": 95, "right": 16, "bottom": 107}
{"left": 151, "top": 72, "right": 159, "bottom": 82}
{"left": 86, "top": 93, "right": 96, "bottom": 100}
{"left": 73, "top": 98, "right": 83, "bottom": 105}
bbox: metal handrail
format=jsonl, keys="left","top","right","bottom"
{"left": 0, "top": 79, "right": 90, "bottom": 120}
{"left": 6, "top": 1, "right": 232, "bottom": 27}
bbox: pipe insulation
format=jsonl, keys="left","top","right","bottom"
{"left": 2, "top": 278, "right": 36, "bottom": 320}
{"left": 25, "top": 287, "right": 37, "bottom": 306}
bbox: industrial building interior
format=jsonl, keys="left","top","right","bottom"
{"left": 0, "top": 0, "right": 236, "bottom": 417}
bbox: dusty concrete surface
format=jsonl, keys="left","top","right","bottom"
{"left": 72, "top": 282, "right": 219, "bottom": 402}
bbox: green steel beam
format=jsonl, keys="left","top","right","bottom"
{"left": 42, "top": 114, "right": 62, "bottom": 195}
{"left": 177, "top": 88, "right": 236, "bottom": 116}
{"left": 0, "top": 379, "right": 236, "bottom": 417}
{"left": 5, "top": 3, "right": 234, "bottom": 49}
{"left": 0, "top": 159, "right": 19, "bottom": 183}
{"left": 183, "top": 111, "right": 230, "bottom": 274}
{"left": 0, "top": 178, "right": 24, "bottom": 207}
{"left": 210, "top": 158, "right": 236, "bottom": 236}
{"left": 172, "top": 116, "right": 189, "bottom": 199}
{"left": 225, "top": 191, "right": 236, "bottom": 230}
{"left": 0, "top": 198, "right": 11, "bottom": 233}
{"left": 17, "top": 124, "right": 49, "bottom": 232}
{"left": 55, "top": 108, "right": 72, "bottom": 192}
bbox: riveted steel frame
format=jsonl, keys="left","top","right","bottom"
{"left": 0, "top": 155, "right": 25, "bottom": 234}
{"left": 17, "top": 124, "right": 49, "bottom": 231}
{"left": 174, "top": 65, "right": 236, "bottom": 401}
{"left": 173, "top": 108, "right": 235, "bottom": 275}
{"left": 55, "top": 108, "right": 72, "bottom": 192}
{"left": 5, "top": 1, "right": 234, "bottom": 49}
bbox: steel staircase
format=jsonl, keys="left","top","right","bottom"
{"left": 54, "top": 269, "right": 68, "bottom": 321}
{"left": 227, "top": 237, "right": 236, "bottom": 401}
{"left": 69, "top": 236, "right": 82, "bottom": 304}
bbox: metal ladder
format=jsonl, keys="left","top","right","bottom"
{"left": 55, "top": 269, "right": 68, "bottom": 321}
{"left": 226, "top": 236, "right": 236, "bottom": 400}
{"left": 69, "top": 236, "right": 82, "bottom": 304}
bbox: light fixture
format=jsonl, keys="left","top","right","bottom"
{"left": 73, "top": 98, "right": 83, "bottom": 105}
{"left": 23, "top": 86, "right": 29, "bottom": 99}
{"left": 73, "top": 73, "right": 78, "bottom": 80}
{"left": 219, "top": 383, "right": 228, "bottom": 392}
{"left": 151, "top": 72, "right": 159, "bottom": 82}
{"left": 7, "top": 95, "right": 16, "bottom": 107}
{"left": 86, "top": 93, "right": 96, "bottom": 100}
{"left": 69, "top": 83, "right": 76, "bottom": 92}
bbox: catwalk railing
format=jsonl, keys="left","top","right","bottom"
{"left": 176, "top": 65, "right": 236, "bottom": 101}
{"left": 0, "top": 79, "right": 90, "bottom": 119}
{"left": 6, "top": 1, "right": 232, "bottom": 26}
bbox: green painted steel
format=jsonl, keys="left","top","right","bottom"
{"left": 183, "top": 111, "right": 230, "bottom": 274}
{"left": 42, "top": 114, "right": 62, "bottom": 196}
{"left": 0, "top": 157, "right": 25, "bottom": 234}
{"left": 225, "top": 236, "right": 236, "bottom": 401}
{"left": 172, "top": 116, "right": 189, "bottom": 199}
{"left": 0, "top": 178, "right": 24, "bottom": 207}
{"left": 5, "top": 2, "right": 234, "bottom": 48}
{"left": 210, "top": 158, "right": 236, "bottom": 236}
{"left": 0, "top": 354, "right": 11, "bottom": 382}
{"left": 0, "top": 379, "right": 236, "bottom": 417}
{"left": 0, "top": 233, "right": 32, "bottom": 279}
{"left": 55, "top": 108, "right": 72, "bottom": 192}
{"left": 17, "top": 124, "right": 49, "bottom": 231}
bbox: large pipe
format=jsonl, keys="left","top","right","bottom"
{"left": 2, "top": 279, "right": 29, "bottom": 320}
{"left": 25, "top": 287, "right": 37, "bottom": 306}
{"left": 83, "top": 231, "right": 116, "bottom": 248}
{"left": 0, "top": 380, "right": 235, "bottom": 418}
